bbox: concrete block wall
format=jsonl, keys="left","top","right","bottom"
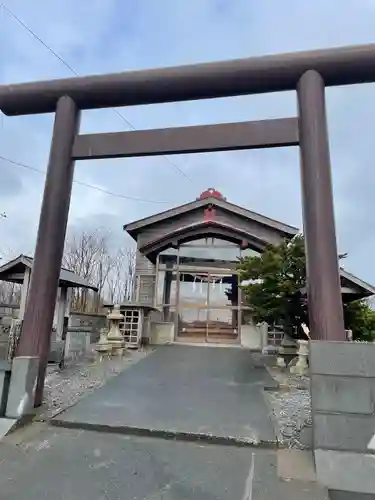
{"left": 310, "top": 341, "right": 375, "bottom": 453}
{"left": 310, "top": 341, "right": 375, "bottom": 496}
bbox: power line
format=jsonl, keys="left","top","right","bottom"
{"left": 0, "top": 155, "right": 172, "bottom": 204}
{"left": 0, "top": 211, "right": 9, "bottom": 260}
{"left": 0, "top": 2, "right": 195, "bottom": 186}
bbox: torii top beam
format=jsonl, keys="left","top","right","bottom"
{"left": 0, "top": 43, "right": 375, "bottom": 116}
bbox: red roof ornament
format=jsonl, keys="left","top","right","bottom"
{"left": 198, "top": 188, "right": 226, "bottom": 201}
{"left": 203, "top": 206, "right": 216, "bottom": 222}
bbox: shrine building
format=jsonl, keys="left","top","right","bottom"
{"left": 122, "top": 189, "right": 374, "bottom": 347}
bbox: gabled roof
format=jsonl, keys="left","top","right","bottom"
{"left": 299, "top": 267, "right": 375, "bottom": 299}
{"left": 339, "top": 268, "right": 375, "bottom": 297}
{"left": 0, "top": 255, "right": 98, "bottom": 291}
{"left": 124, "top": 194, "right": 299, "bottom": 239}
{"left": 139, "top": 220, "right": 269, "bottom": 259}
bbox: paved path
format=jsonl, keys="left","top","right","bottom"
{"left": 53, "top": 345, "right": 278, "bottom": 445}
{"left": 0, "top": 346, "right": 330, "bottom": 499}
{"left": 0, "top": 424, "right": 329, "bottom": 499}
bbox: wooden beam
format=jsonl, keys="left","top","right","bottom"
{"left": 3, "top": 43, "right": 375, "bottom": 115}
{"left": 2, "top": 273, "right": 25, "bottom": 281}
{"left": 72, "top": 118, "right": 298, "bottom": 160}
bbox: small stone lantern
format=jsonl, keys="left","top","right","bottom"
{"left": 278, "top": 332, "right": 298, "bottom": 367}
{"left": 95, "top": 327, "right": 111, "bottom": 361}
{"left": 289, "top": 322, "right": 310, "bottom": 376}
{"left": 107, "top": 305, "right": 125, "bottom": 357}
{"left": 290, "top": 339, "right": 309, "bottom": 376}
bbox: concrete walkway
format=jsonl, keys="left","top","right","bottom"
{"left": 53, "top": 345, "right": 278, "bottom": 446}
{"left": 0, "top": 346, "right": 330, "bottom": 499}
{"left": 0, "top": 424, "right": 329, "bottom": 499}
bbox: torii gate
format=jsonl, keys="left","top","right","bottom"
{"left": 2, "top": 42, "right": 373, "bottom": 405}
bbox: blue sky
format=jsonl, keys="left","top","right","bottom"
{"left": 1, "top": 0, "right": 375, "bottom": 284}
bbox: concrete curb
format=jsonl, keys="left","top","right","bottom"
{"left": 0, "top": 417, "right": 18, "bottom": 439}
{"left": 0, "top": 413, "right": 36, "bottom": 440}
{"left": 49, "top": 418, "right": 279, "bottom": 449}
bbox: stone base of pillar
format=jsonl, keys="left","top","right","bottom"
{"left": 5, "top": 356, "right": 39, "bottom": 419}
{"left": 0, "top": 361, "right": 11, "bottom": 416}
{"left": 310, "top": 340, "right": 375, "bottom": 496}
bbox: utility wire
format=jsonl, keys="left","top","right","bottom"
{"left": 0, "top": 155, "right": 172, "bottom": 204}
{"left": 0, "top": 2, "right": 195, "bottom": 185}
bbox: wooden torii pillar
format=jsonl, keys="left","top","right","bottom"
{"left": 17, "top": 96, "right": 80, "bottom": 406}
{"left": 297, "top": 70, "right": 345, "bottom": 341}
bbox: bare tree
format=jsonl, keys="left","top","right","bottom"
{"left": 123, "top": 247, "right": 136, "bottom": 302}
{"left": 63, "top": 228, "right": 136, "bottom": 312}
{"left": 63, "top": 228, "right": 115, "bottom": 312}
{"left": 0, "top": 281, "right": 21, "bottom": 305}
{"left": 106, "top": 247, "right": 136, "bottom": 304}
{"left": 106, "top": 250, "right": 122, "bottom": 305}
{"left": 0, "top": 246, "right": 21, "bottom": 306}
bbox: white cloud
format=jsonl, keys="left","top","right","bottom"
{"left": 0, "top": 0, "right": 375, "bottom": 285}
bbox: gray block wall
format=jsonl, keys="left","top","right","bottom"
{"left": 310, "top": 341, "right": 375, "bottom": 453}
{"left": 310, "top": 341, "right": 375, "bottom": 496}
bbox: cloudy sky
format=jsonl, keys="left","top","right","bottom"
{"left": 0, "top": 0, "right": 375, "bottom": 283}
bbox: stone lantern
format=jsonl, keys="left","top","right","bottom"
{"left": 277, "top": 331, "right": 298, "bottom": 367}
{"left": 107, "top": 305, "right": 125, "bottom": 357}
{"left": 95, "top": 327, "right": 111, "bottom": 361}
{"left": 290, "top": 339, "right": 309, "bottom": 376}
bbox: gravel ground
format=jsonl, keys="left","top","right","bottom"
{"left": 267, "top": 387, "right": 312, "bottom": 449}
{"left": 37, "top": 346, "right": 154, "bottom": 421}
{"left": 265, "top": 367, "right": 312, "bottom": 450}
